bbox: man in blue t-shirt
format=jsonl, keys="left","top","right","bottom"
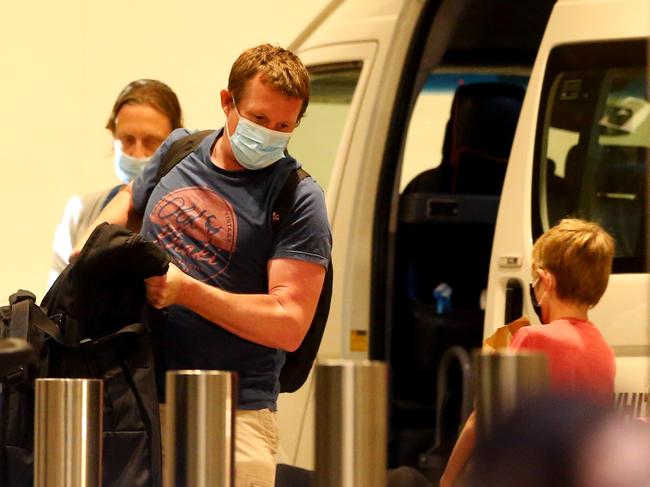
{"left": 72, "top": 44, "right": 331, "bottom": 487}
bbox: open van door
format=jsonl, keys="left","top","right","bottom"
{"left": 280, "top": 0, "right": 554, "bottom": 473}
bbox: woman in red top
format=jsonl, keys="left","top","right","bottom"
{"left": 441, "top": 218, "right": 616, "bottom": 487}
{"left": 512, "top": 218, "right": 615, "bottom": 403}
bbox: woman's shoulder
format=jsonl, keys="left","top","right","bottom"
{"left": 512, "top": 323, "right": 570, "bottom": 350}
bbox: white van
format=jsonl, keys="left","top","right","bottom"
{"left": 279, "top": 0, "right": 650, "bottom": 474}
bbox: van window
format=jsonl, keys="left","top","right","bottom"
{"left": 533, "top": 40, "right": 649, "bottom": 273}
{"left": 288, "top": 63, "right": 362, "bottom": 191}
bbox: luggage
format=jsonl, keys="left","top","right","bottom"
{"left": 0, "top": 223, "right": 169, "bottom": 487}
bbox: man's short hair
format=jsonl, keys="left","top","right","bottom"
{"left": 106, "top": 79, "right": 183, "bottom": 134}
{"left": 228, "top": 44, "right": 310, "bottom": 120}
{"left": 532, "top": 218, "right": 615, "bottom": 307}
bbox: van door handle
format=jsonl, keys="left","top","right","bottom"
{"left": 504, "top": 278, "right": 523, "bottom": 324}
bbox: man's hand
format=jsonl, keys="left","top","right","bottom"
{"left": 144, "top": 263, "right": 189, "bottom": 309}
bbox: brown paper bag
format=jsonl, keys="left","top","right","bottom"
{"left": 483, "top": 316, "right": 531, "bottom": 351}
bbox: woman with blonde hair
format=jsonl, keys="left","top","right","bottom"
{"left": 440, "top": 218, "right": 616, "bottom": 487}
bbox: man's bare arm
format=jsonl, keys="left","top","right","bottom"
{"left": 144, "top": 258, "right": 326, "bottom": 352}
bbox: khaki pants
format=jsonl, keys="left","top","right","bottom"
{"left": 160, "top": 405, "right": 278, "bottom": 487}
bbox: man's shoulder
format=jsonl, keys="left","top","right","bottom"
{"left": 160, "top": 128, "right": 211, "bottom": 161}
{"left": 283, "top": 159, "right": 325, "bottom": 197}
{"left": 291, "top": 170, "right": 327, "bottom": 213}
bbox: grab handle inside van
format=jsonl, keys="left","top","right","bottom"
{"left": 399, "top": 193, "right": 499, "bottom": 224}
{"left": 427, "top": 198, "right": 458, "bottom": 217}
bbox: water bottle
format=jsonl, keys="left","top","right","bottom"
{"left": 433, "top": 282, "right": 452, "bottom": 314}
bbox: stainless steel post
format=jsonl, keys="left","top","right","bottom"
{"left": 315, "top": 360, "right": 388, "bottom": 487}
{"left": 34, "top": 378, "right": 103, "bottom": 487}
{"left": 165, "top": 370, "right": 236, "bottom": 487}
{"left": 474, "top": 350, "right": 549, "bottom": 438}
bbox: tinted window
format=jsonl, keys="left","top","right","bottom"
{"left": 533, "top": 40, "right": 649, "bottom": 273}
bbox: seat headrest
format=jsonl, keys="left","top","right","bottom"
{"left": 446, "top": 83, "right": 525, "bottom": 194}
{"left": 445, "top": 82, "right": 525, "bottom": 168}
{"left": 402, "top": 81, "right": 525, "bottom": 195}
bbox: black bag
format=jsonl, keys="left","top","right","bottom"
{"left": 0, "top": 223, "right": 169, "bottom": 487}
{"left": 157, "top": 130, "right": 333, "bottom": 393}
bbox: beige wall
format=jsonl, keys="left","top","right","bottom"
{"left": 0, "top": 1, "right": 329, "bottom": 303}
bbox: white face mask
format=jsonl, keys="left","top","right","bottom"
{"left": 113, "top": 140, "right": 151, "bottom": 183}
{"left": 225, "top": 102, "right": 292, "bottom": 170}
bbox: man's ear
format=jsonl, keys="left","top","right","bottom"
{"left": 220, "top": 89, "right": 234, "bottom": 115}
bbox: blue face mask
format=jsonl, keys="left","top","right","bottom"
{"left": 113, "top": 141, "right": 151, "bottom": 183}
{"left": 226, "top": 103, "right": 292, "bottom": 170}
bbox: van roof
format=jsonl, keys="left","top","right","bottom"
{"left": 294, "top": 0, "right": 555, "bottom": 69}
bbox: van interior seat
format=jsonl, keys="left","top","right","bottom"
{"left": 594, "top": 145, "right": 647, "bottom": 264}
{"left": 562, "top": 143, "right": 646, "bottom": 270}
{"left": 404, "top": 82, "right": 525, "bottom": 195}
{"left": 390, "top": 81, "right": 525, "bottom": 467}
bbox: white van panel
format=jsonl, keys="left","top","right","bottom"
{"left": 279, "top": 0, "right": 426, "bottom": 468}
{"left": 547, "top": 0, "right": 649, "bottom": 44}
{"left": 295, "top": 0, "right": 424, "bottom": 361}
{"left": 592, "top": 275, "right": 650, "bottom": 348}
{"left": 297, "top": 0, "right": 418, "bottom": 51}
{"left": 277, "top": 43, "right": 378, "bottom": 468}
{"left": 615, "top": 358, "right": 650, "bottom": 396}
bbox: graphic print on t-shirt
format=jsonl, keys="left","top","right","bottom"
{"left": 149, "top": 186, "right": 237, "bottom": 280}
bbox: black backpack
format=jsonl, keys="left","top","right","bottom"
{"left": 0, "top": 224, "right": 169, "bottom": 487}
{"left": 156, "top": 130, "right": 332, "bottom": 393}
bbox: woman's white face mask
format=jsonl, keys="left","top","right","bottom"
{"left": 225, "top": 102, "right": 292, "bottom": 170}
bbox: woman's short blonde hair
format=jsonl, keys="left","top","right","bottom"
{"left": 228, "top": 43, "right": 310, "bottom": 120}
{"left": 532, "top": 219, "right": 615, "bottom": 307}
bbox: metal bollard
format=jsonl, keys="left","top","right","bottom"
{"left": 315, "top": 360, "right": 388, "bottom": 487}
{"left": 165, "top": 370, "right": 237, "bottom": 487}
{"left": 34, "top": 378, "right": 103, "bottom": 487}
{"left": 474, "top": 350, "right": 549, "bottom": 438}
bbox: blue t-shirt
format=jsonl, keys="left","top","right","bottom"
{"left": 132, "top": 128, "right": 332, "bottom": 410}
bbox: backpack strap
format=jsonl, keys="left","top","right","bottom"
{"left": 11, "top": 299, "right": 146, "bottom": 349}
{"left": 102, "top": 184, "right": 125, "bottom": 209}
{"left": 16, "top": 301, "right": 64, "bottom": 345}
{"left": 8, "top": 298, "right": 33, "bottom": 340}
{"left": 271, "top": 167, "right": 310, "bottom": 232}
{"left": 155, "top": 130, "right": 215, "bottom": 183}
